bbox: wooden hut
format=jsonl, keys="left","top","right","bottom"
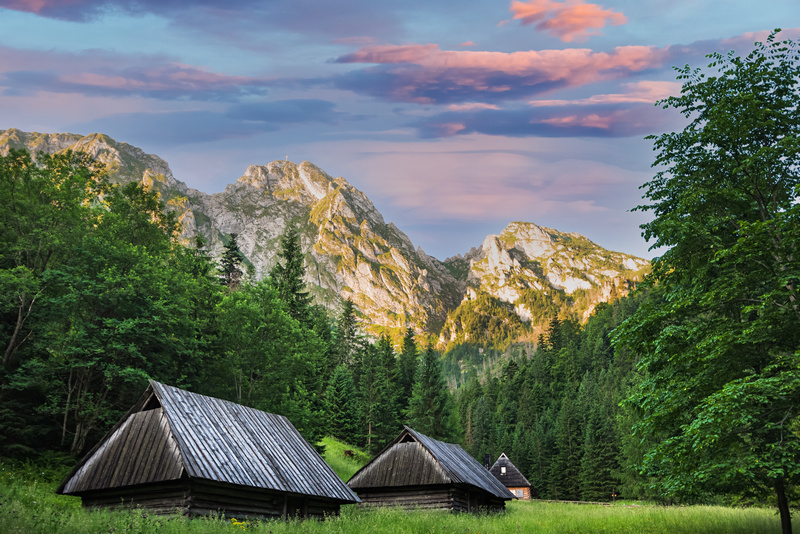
{"left": 347, "top": 426, "right": 515, "bottom": 512}
{"left": 56, "top": 380, "right": 360, "bottom": 519}
{"left": 489, "top": 453, "right": 534, "bottom": 499}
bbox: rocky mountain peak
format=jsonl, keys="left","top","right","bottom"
{"left": 500, "top": 221, "right": 556, "bottom": 258}
{"left": 1, "top": 129, "right": 649, "bottom": 342}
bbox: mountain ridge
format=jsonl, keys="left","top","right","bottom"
{"left": 0, "top": 128, "right": 649, "bottom": 341}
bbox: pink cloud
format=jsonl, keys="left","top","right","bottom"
{"left": 447, "top": 102, "right": 501, "bottom": 111}
{"left": 2, "top": 0, "right": 79, "bottom": 12}
{"left": 0, "top": 45, "right": 267, "bottom": 100}
{"left": 336, "top": 43, "right": 669, "bottom": 103}
{"left": 339, "top": 44, "right": 440, "bottom": 64}
{"left": 530, "top": 80, "right": 683, "bottom": 106}
{"left": 539, "top": 112, "right": 614, "bottom": 128}
{"left": 338, "top": 43, "right": 664, "bottom": 74}
{"left": 60, "top": 64, "right": 256, "bottom": 91}
{"left": 459, "top": 41, "right": 476, "bottom": 47}
{"left": 510, "top": 0, "right": 626, "bottom": 42}
{"left": 435, "top": 122, "right": 467, "bottom": 136}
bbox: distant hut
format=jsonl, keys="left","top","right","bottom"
{"left": 347, "top": 426, "right": 514, "bottom": 512}
{"left": 489, "top": 453, "right": 534, "bottom": 499}
{"left": 57, "top": 381, "right": 360, "bottom": 519}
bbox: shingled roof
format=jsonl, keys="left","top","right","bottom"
{"left": 348, "top": 426, "right": 514, "bottom": 500}
{"left": 57, "top": 381, "right": 359, "bottom": 504}
{"left": 489, "top": 453, "right": 531, "bottom": 489}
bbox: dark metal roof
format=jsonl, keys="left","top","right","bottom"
{"left": 59, "top": 406, "right": 183, "bottom": 494}
{"left": 348, "top": 426, "right": 514, "bottom": 500}
{"left": 59, "top": 381, "right": 359, "bottom": 503}
{"left": 490, "top": 453, "right": 531, "bottom": 488}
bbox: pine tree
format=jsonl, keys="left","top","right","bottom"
{"left": 219, "top": 233, "right": 245, "bottom": 289}
{"left": 335, "top": 298, "right": 360, "bottom": 365}
{"left": 470, "top": 397, "right": 493, "bottom": 463}
{"left": 270, "top": 225, "right": 313, "bottom": 323}
{"left": 528, "top": 415, "right": 554, "bottom": 499}
{"left": 579, "top": 402, "right": 619, "bottom": 501}
{"left": 377, "top": 334, "right": 401, "bottom": 437}
{"left": 407, "top": 340, "right": 451, "bottom": 439}
{"left": 397, "top": 327, "right": 418, "bottom": 409}
{"left": 357, "top": 343, "right": 397, "bottom": 453}
{"left": 325, "top": 364, "right": 359, "bottom": 442}
{"left": 550, "top": 393, "right": 582, "bottom": 500}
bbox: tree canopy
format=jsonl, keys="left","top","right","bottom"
{"left": 614, "top": 31, "right": 800, "bottom": 534}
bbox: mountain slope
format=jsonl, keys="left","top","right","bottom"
{"left": 0, "top": 129, "right": 461, "bottom": 334}
{"left": 440, "top": 222, "right": 649, "bottom": 347}
{"left": 0, "top": 128, "right": 648, "bottom": 340}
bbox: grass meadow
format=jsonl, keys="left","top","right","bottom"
{"left": 0, "top": 438, "right": 792, "bottom": 534}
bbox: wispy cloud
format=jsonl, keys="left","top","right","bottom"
{"left": 0, "top": 0, "right": 403, "bottom": 43}
{"left": 509, "top": 0, "right": 626, "bottom": 42}
{"left": 334, "top": 44, "right": 670, "bottom": 104}
{"left": 0, "top": 0, "right": 261, "bottom": 21}
{"left": 71, "top": 110, "right": 274, "bottom": 146}
{"left": 530, "top": 80, "right": 682, "bottom": 106}
{"left": 446, "top": 102, "right": 501, "bottom": 111}
{"left": 0, "top": 47, "right": 269, "bottom": 101}
{"left": 415, "top": 101, "right": 670, "bottom": 139}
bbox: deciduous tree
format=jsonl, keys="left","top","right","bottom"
{"left": 614, "top": 31, "right": 800, "bottom": 533}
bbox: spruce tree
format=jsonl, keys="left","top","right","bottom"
{"left": 407, "top": 339, "right": 450, "bottom": 439}
{"left": 377, "top": 334, "right": 401, "bottom": 436}
{"left": 335, "top": 298, "right": 360, "bottom": 365}
{"left": 270, "top": 224, "right": 313, "bottom": 323}
{"left": 325, "top": 364, "right": 359, "bottom": 442}
{"left": 579, "top": 402, "right": 619, "bottom": 501}
{"left": 550, "top": 393, "right": 582, "bottom": 500}
{"left": 528, "top": 415, "right": 554, "bottom": 499}
{"left": 397, "top": 327, "right": 418, "bottom": 409}
{"left": 357, "top": 343, "right": 397, "bottom": 453}
{"left": 219, "top": 232, "right": 245, "bottom": 289}
{"left": 470, "top": 397, "right": 493, "bottom": 465}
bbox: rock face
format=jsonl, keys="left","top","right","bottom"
{"left": 438, "top": 222, "right": 649, "bottom": 345}
{"left": 0, "top": 129, "right": 648, "bottom": 340}
{"left": 0, "top": 129, "right": 462, "bottom": 334}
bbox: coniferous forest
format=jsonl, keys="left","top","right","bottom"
{"left": 1, "top": 31, "right": 799, "bottom": 533}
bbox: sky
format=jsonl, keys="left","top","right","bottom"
{"left": 1, "top": 1, "right": 798, "bottom": 261}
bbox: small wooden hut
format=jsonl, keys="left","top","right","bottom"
{"left": 489, "top": 453, "right": 534, "bottom": 499}
{"left": 347, "top": 426, "right": 515, "bottom": 512}
{"left": 57, "top": 381, "right": 360, "bottom": 519}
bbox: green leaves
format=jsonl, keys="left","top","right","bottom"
{"left": 615, "top": 30, "right": 800, "bottom": 529}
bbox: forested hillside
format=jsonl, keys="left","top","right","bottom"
{"left": 454, "top": 294, "right": 653, "bottom": 502}
{"left": 0, "top": 148, "right": 450, "bottom": 462}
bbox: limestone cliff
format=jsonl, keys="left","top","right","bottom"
{"left": 439, "top": 222, "right": 649, "bottom": 347}
{"left": 0, "top": 129, "right": 648, "bottom": 342}
{"left": 0, "top": 129, "right": 461, "bottom": 334}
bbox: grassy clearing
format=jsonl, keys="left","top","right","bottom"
{"left": 0, "top": 455, "right": 792, "bottom": 534}
{"left": 319, "top": 436, "right": 371, "bottom": 482}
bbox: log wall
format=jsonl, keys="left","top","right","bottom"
{"left": 76, "top": 479, "right": 344, "bottom": 519}
{"left": 355, "top": 484, "right": 506, "bottom": 513}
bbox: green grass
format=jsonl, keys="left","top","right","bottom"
{"left": 0, "top": 458, "right": 793, "bottom": 534}
{"left": 319, "top": 436, "right": 371, "bottom": 482}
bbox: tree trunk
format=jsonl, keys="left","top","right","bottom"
{"left": 3, "top": 294, "right": 31, "bottom": 367}
{"left": 776, "top": 480, "right": 792, "bottom": 534}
